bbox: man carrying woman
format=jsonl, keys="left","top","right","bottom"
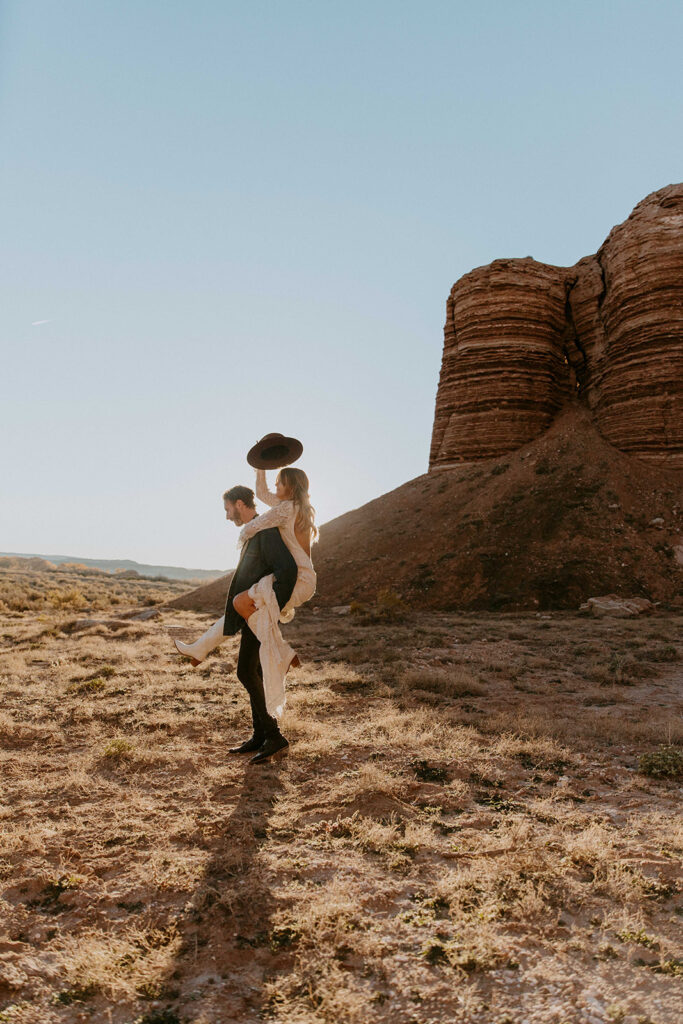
{"left": 173, "top": 435, "right": 317, "bottom": 764}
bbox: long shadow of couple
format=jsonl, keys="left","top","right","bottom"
{"left": 166, "top": 757, "right": 291, "bottom": 1022}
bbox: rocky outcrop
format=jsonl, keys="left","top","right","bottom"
{"left": 572, "top": 185, "right": 683, "bottom": 463}
{"left": 430, "top": 184, "right": 683, "bottom": 469}
{"left": 430, "top": 259, "right": 571, "bottom": 466}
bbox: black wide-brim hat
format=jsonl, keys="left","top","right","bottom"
{"left": 246, "top": 432, "right": 304, "bottom": 470}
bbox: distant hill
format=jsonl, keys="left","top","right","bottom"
{"left": 0, "top": 552, "right": 225, "bottom": 583}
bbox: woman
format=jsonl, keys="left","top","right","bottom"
{"left": 232, "top": 466, "right": 317, "bottom": 624}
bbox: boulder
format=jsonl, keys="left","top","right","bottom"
{"left": 579, "top": 595, "right": 654, "bottom": 618}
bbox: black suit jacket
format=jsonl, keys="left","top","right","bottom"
{"left": 222, "top": 526, "right": 298, "bottom": 636}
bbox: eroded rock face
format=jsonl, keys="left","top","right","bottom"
{"left": 573, "top": 185, "right": 683, "bottom": 463}
{"left": 430, "top": 259, "right": 570, "bottom": 466}
{"left": 430, "top": 184, "right": 683, "bottom": 469}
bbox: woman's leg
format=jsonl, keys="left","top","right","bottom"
{"left": 245, "top": 577, "right": 299, "bottom": 717}
{"left": 233, "top": 590, "right": 257, "bottom": 620}
{"left": 280, "top": 569, "right": 317, "bottom": 622}
{"left": 234, "top": 591, "right": 297, "bottom": 668}
{"left": 173, "top": 616, "right": 227, "bottom": 665}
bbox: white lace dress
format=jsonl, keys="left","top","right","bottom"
{"left": 236, "top": 471, "right": 317, "bottom": 719}
{"left": 238, "top": 470, "right": 316, "bottom": 622}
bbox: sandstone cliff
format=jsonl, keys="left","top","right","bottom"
{"left": 430, "top": 184, "right": 683, "bottom": 469}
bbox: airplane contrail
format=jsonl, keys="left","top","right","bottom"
{"left": 31, "top": 320, "right": 51, "bottom": 326}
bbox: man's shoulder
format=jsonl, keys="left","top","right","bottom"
{"left": 245, "top": 526, "right": 283, "bottom": 552}
{"left": 258, "top": 525, "right": 288, "bottom": 547}
{"left": 253, "top": 525, "right": 282, "bottom": 540}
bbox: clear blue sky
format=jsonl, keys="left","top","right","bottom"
{"left": 1, "top": 1, "right": 681, "bottom": 568}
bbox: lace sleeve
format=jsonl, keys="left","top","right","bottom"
{"left": 238, "top": 501, "right": 294, "bottom": 546}
{"left": 255, "top": 469, "right": 280, "bottom": 508}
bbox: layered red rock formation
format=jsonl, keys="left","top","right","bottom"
{"left": 572, "top": 185, "right": 683, "bottom": 463}
{"left": 430, "top": 259, "right": 570, "bottom": 466}
{"left": 430, "top": 184, "right": 683, "bottom": 469}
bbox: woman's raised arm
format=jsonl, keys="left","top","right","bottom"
{"left": 255, "top": 469, "right": 280, "bottom": 507}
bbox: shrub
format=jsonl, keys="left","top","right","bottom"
{"left": 68, "top": 677, "right": 106, "bottom": 694}
{"left": 133, "top": 1011, "right": 181, "bottom": 1024}
{"left": 352, "top": 589, "right": 408, "bottom": 624}
{"left": 375, "top": 588, "right": 407, "bottom": 620}
{"left": 411, "top": 760, "right": 449, "bottom": 783}
{"left": 47, "top": 587, "right": 88, "bottom": 610}
{"left": 53, "top": 983, "right": 98, "bottom": 1005}
{"left": 102, "top": 738, "right": 134, "bottom": 761}
{"left": 401, "top": 666, "right": 484, "bottom": 699}
{"left": 642, "top": 644, "right": 679, "bottom": 663}
{"left": 638, "top": 745, "right": 683, "bottom": 780}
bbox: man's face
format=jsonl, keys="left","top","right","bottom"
{"left": 224, "top": 499, "right": 244, "bottom": 526}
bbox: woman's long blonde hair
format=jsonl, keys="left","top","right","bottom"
{"left": 278, "top": 467, "right": 318, "bottom": 543}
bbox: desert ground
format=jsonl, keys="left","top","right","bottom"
{"left": 0, "top": 568, "right": 682, "bottom": 1024}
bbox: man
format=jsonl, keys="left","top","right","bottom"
{"left": 222, "top": 484, "right": 297, "bottom": 764}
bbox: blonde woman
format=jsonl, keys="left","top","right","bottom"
{"left": 232, "top": 467, "right": 317, "bottom": 624}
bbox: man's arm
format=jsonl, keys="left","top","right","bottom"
{"left": 258, "top": 528, "right": 298, "bottom": 610}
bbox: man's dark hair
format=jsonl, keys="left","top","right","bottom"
{"left": 222, "top": 485, "right": 255, "bottom": 508}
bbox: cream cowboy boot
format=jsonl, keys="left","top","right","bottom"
{"left": 173, "top": 616, "right": 226, "bottom": 666}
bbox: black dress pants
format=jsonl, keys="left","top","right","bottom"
{"left": 236, "top": 624, "right": 281, "bottom": 740}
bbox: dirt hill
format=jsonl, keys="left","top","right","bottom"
{"left": 165, "top": 569, "right": 234, "bottom": 614}
{"left": 166, "top": 404, "right": 682, "bottom": 615}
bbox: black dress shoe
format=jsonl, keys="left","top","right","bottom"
{"left": 229, "top": 735, "right": 264, "bottom": 754}
{"left": 250, "top": 734, "right": 289, "bottom": 764}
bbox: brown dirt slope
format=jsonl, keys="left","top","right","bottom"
{"left": 167, "top": 404, "right": 682, "bottom": 615}
{"left": 165, "top": 569, "right": 233, "bottom": 613}
{"left": 315, "top": 403, "right": 682, "bottom": 611}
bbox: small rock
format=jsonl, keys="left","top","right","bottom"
{"left": 579, "top": 595, "right": 654, "bottom": 618}
{"left": 649, "top": 517, "right": 665, "bottom": 527}
{"left": 331, "top": 605, "right": 351, "bottom": 616}
{"left": 0, "top": 957, "right": 27, "bottom": 989}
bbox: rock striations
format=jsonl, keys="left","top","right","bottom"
{"left": 430, "top": 259, "right": 570, "bottom": 465}
{"left": 430, "top": 184, "right": 683, "bottom": 470}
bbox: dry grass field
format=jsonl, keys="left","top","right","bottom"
{"left": 1, "top": 572, "right": 682, "bottom": 1024}
{"left": 0, "top": 561, "right": 190, "bottom": 615}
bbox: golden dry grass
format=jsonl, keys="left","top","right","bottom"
{"left": 0, "top": 561, "right": 189, "bottom": 614}
{"left": 0, "top": 574, "right": 682, "bottom": 1024}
